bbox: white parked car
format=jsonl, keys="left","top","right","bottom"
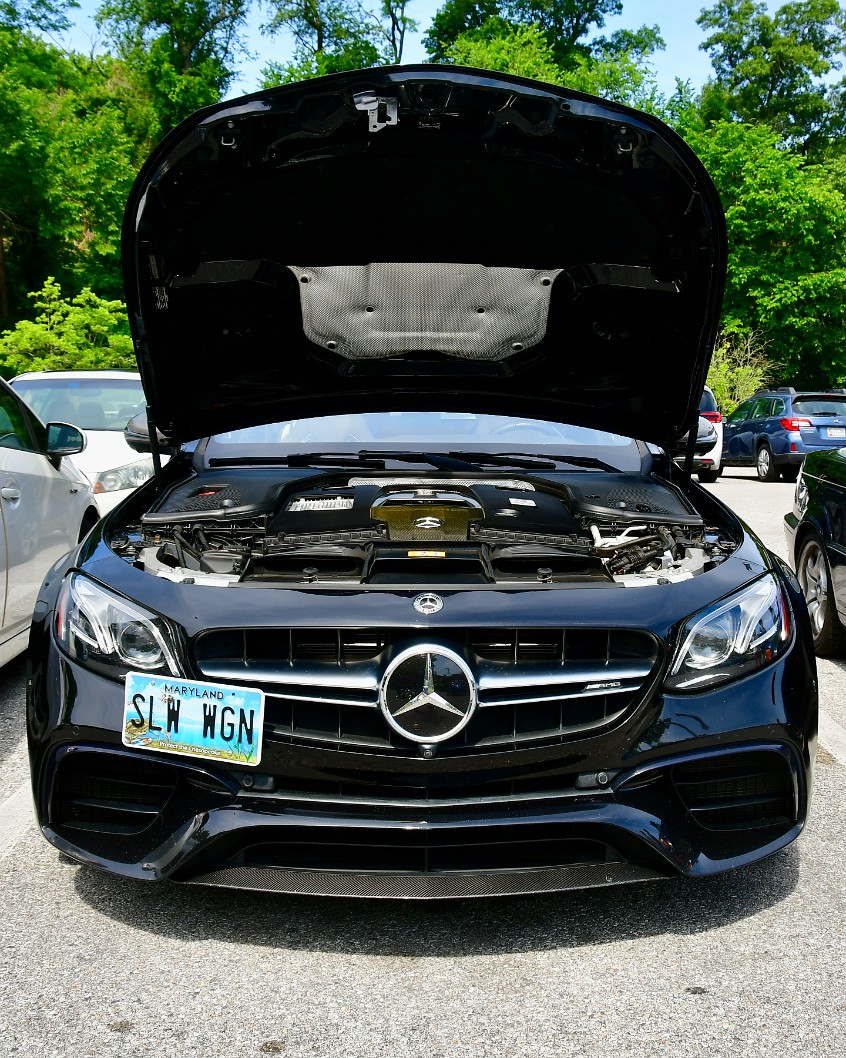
{"left": 696, "top": 384, "right": 723, "bottom": 482}
{"left": 10, "top": 370, "right": 156, "bottom": 516}
{"left": 0, "top": 377, "right": 98, "bottom": 667}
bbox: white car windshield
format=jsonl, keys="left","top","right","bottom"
{"left": 11, "top": 378, "right": 145, "bottom": 432}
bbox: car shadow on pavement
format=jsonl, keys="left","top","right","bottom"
{"left": 0, "top": 656, "right": 27, "bottom": 774}
{"left": 71, "top": 845, "right": 800, "bottom": 955}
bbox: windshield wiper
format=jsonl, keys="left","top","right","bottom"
{"left": 208, "top": 452, "right": 388, "bottom": 469}
{"left": 210, "top": 448, "right": 621, "bottom": 473}
{"left": 210, "top": 451, "right": 499, "bottom": 471}
{"left": 357, "top": 449, "right": 502, "bottom": 471}
{"left": 447, "top": 450, "right": 621, "bottom": 473}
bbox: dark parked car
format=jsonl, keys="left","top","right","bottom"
{"left": 723, "top": 388, "right": 846, "bottom": 482}
{"left": 785, "top": 449, "right": 846, "bottom": 655}
{"left": 27, "top": 66, "right": 817, "bottom": 899}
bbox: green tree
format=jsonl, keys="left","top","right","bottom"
{"left": 96, "top": 0, "right": 249, "bottom": 136}
{"left": 445, "top": 19, "right": 663, "bottom": 108}
{"left": 0, "top": 26, "right": 145, "bottom": 321}
{"left": 706, "top": 330, "right": 774, "bottom": 409}
{"left": 697, "top": 0, "right": 846, "bottom": 148}
{"left": 423, "top": 0, "right": 508, "bottom": 62}
{"left": 0, "top": 0, "right": 76, "bottom": 32}
{"left": 509, "top": 0, "right": 623, "bottom": 65}
{"left": 424, "top": 0, "right": 662, "bottom": 70}
{"left": 0, "top": 278, "right": 135, "bottom": 376}
{"left": 260, "top": 0, "right": 415, "bottom": 84}
{"left": 446, "top": 20, "right": 562, "bottom": 80}
{"left": 687, "top": 119, "right": 846, "bottom": 386}
{"left": 378, "top": 0, "right": 417, "bottom": 62}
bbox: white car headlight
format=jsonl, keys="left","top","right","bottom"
{"left": 92, "top": 457, "right": 154, "bottom": 495}
{"left": 55, "top": 573, "right": 181, "bottom": 678}
{"left": 666, "top": 574, "right": 791, "bottom": 692}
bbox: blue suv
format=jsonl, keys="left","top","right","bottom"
{"left": 722, "top": 388, "right": 846, "bottom": 481}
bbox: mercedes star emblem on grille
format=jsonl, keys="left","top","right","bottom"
{"left": 380, "top": 646, "right": 476, "bottom": 743}
{"left": 413, "top": 592, "right": 443, "bottom": 615}
{"left": 413, "top": 516, "right": 443, "bottom": 530}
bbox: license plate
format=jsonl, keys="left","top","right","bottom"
{"left": 123, "top": 673, "right": 265, "bottom": 766}
{"left": 826, "top": 427, "right": 846, "bottom": 438}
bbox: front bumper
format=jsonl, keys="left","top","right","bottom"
{"left": 29, "top": 641, "right": 816, "bottom": 897}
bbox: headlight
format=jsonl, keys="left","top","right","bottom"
{"left": 666, "top": 574, "right": 791, "bottom": 692}
{"left": 55, "top": 573, "right": 181, "bottom": 678}
{"left": 92, "top": 457, "right": 154, "bottom": 494}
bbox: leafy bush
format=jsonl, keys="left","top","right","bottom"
{"left": 0, "top": 278, "right": 135, "bottom": 377}
{"left": 707, "top": 330, "right": 774, "bottom": 411}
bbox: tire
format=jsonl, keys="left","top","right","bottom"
{"left": 796, "top": 534, "right": 846, "bottom": 656}
{"left": 697, "top": 468, "right": 720, "bottom": 483}
{"left": 781, "top": 465, "right": 800, "bottom": 483}
{"left": 755, "top": 444, "right": 779, "bottom": 482}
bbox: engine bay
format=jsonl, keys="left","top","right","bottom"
{"left": 110, "top": 471, "right": 738, "bottom": 588}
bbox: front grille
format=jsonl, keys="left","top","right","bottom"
{"left": 193, "top": 626, "right": 661, "bottom": 754}
{"left": 50, "top": 753, "right": 177, "bottom": 836}
{"left": 241, "top": 831, "right": 612, "bottom": 873}
{"left": 189, "top": 820, "right": 643, "bottom": 880}
{"left": 672, "top": 752, "right": 795, "bottom": 831}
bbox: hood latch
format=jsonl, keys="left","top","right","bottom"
{"left": 354, "top": 92, "right": 398, "bottom": 132}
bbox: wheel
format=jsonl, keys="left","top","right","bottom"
{"left": 697, "top": 467, "right": 720, "bottom": 483}
{"left": 755, "top": 444, "right": 779, "bottom": 481}
{"left": 781, "top": 465, "right": 800, "bottom": 482}
{"left": 796, "top": 534, "right": 846, "bottom": 656}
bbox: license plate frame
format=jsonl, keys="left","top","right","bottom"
{"left": 123, "top": 672, "right": 265, "bottom": 766}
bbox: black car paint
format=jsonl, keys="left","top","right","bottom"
{"left": 785, "top": 447, "right": 846, "bottom": 636}
{"left": 25, "top": 66, "right": 815, "bottom": 897}
{"left": 28, "top": 468, "right": 817, "bottom": 886}
{"left": 122, "top": 66, "right": 726, "bottom": 450}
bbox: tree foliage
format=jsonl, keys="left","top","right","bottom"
{"left": 697, "top": 0, "right": 846, "bottom": 148}
{"left": 0, "top": 27, "right": 141, "bottom": 321}
{"left": 444, "top": 19, "right": 663, "bottom": 107}
{"left": 96, "top": 0, "right": 250, "bottom": 135}
{"left": 0, "top": 278, "right": 135, "bottom": 376}
{"left": 0, "top": 0, "right": 76, "bottom": 32}
{"left": 686, "top": 119, "right": 846, "bottom": 385}
{"left": 260, "top": 0, "right": 416, "bottom": 84}
{"left": 3, "top": 1, "right": 846, "bottom": 389}
{"left": 425, "top": 0, "right": 630, "bottom": 66}
{"left": 706, "top": 330, "right": 775, "bottom": 409}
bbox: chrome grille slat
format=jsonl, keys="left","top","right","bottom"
{"left": 477, "top": 661, "right": 653, "bottom": 690}
{"left": 193, "top": 626, "right": 660, "bottom": 752}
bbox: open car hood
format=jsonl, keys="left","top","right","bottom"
{"left": 123, "top": 66, "right": 726, "bottom": 446}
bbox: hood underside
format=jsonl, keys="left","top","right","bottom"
{"left": 123, "top": 66, "right": 726, "bottom": 445}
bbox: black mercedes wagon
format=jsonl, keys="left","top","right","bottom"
{"left": 27, "top": 66, "right": 817, "bottom": 898}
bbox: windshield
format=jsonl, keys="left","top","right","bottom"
{"left": 11, "top": 377, "right": 145, "bottom": 432}
{"left": 791, "top": 398, "right": 846, "bottom": 416}
{"left": 203, "top": 413, "right": 642, "bottom": 470}
{"left": 698, "top": 388, "right": 718, "bottom": 414}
